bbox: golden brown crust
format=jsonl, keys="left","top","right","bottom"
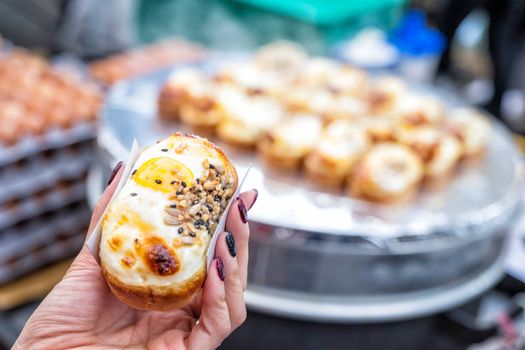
{"left": 258, "top": 148, "right": 302, "bottom": 170}
{"left": 305, "top": 167, "right": 346, "bottom": 188}
{"left": 216, "top": 121, "right": 259, "bottom": 148}
{"left": 102, "top": 263, "right": 206, "bottom": 311}
{"left": 257, "top": 135, "right": 303, "bottom": 170}
{"left": 422, "top": 170, "right": 455, "bottom": 191}
{"left": 350, "top": 185, "right": 418, "bottom": 205}
{"left": 304, "top": 155, "right": 348, "bottom": 188}
{"left": 179, "top": 102, "right": 224, "bottom": 128}
{"left": 348, "top": 169, "right": 418, "bottom": 204}
{"left": 157, "top": 86, "right": 186, "bottom": 119}
{"left": 459, "top": 150, "right": 485, "bottom": 165}
{"left": 347, "top": 157, "right": 419, "bottom": 204}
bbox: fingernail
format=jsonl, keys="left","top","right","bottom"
{"left": 238, "top": 199, "right": 248, "bottom": 224}
{"left": 107, "top": 161, "right": 123, "bottom": 186}
{"left": 225, "top": 231, "right": 237, "bottom": 257}
{"left": 248, "top": 189, "right": 258, "bottom": 210}
{"left": 216, "top": 257, "right": 225, "bottom": 281}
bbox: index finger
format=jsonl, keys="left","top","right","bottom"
{"left": 225, "top": 189, "right": 258, "bottom": 289}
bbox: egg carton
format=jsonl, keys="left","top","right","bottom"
{"left": 0, "top": 202, "right": 89, "bottom": 283}
{"left": 0, "top": 122, "right": 96, "bottom": 168}
{"left": 0, "top": 180, "right": 86, "bottom": 231}
{"left": 0, "top": 141, "right": 93, "bottom": 204}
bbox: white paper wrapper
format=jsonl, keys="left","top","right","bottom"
{"left": 86, "top": 140, "right": 251, "bottom": 273}
{"left": 206, "top": 164, "right": 252, "bottom": 269}
{"left": 86, "top": 139, "right": 141, "bottom": 262}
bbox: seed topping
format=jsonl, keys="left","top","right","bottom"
{"left": 163, "top": 159, "right": 235, "bottom": 243}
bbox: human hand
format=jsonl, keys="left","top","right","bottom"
{"left": 14, "top": 164, "right": 258, "bottom": 350}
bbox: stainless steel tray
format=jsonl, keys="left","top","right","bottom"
{"left": 93, "top": 61, "right": 525, "bottom": 322}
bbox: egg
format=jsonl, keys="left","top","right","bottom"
{"left": 258, "top": 114, "right": 322, "bottom": 169}
{"left": 350, "top": 143, "right": 423, "bottom": 202}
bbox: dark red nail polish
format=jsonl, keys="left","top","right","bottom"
{"left": 225, "top": 231, "right": 236, "bottom": 257}
{"left": 107, "top": 161, "right": 123, "bottom": 186}
{"left": 216, "top": 257, "right": 225, "bottom": 281}
{"left": 238, "top": 199, "right": 248, "bottom": 224}
{"left": 248, "top": 189, "right": 258, "bottom": 210}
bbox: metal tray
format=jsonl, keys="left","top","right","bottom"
{"left": 93, "top": 61, "right": 525, "bottom": 322}
{"left": 98, "top": 63, "right": 524, "bottom": 242}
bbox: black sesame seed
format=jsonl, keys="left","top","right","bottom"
{"left": 130, "top": 193, "right": 137, "bottom": 196}
{"left": 161, "top": 148, "right": 168, "bottom": 152}
{"left": 189, "top": 231, "right": 196, "bottom": 237}
{"left": 196, "top": 179, "right": 200, "bottom": 184}
{"left": 206, "top": 204, "right": 213, "bottom": 212}
{"left": 178, "top": 227, "right": 184, "bottom": 234}
{"left": 155, "top": 179, "right": 162, "bottom": 184}
{"left": 170, "top": 204, "right": 177, "bottom": 208}
{"left": 194, "top": 223, "right": 201, "bottom": 229}
{"left": 214, "top": 195, "right": 222, "bottom": 202}
{"left": 170, "top": 180, "right": 176, "bottom": 185}
{"left": 192, "top": 200, "right": 199, "bottom": 205}
{"left": 131, "top": 169, "right": 137, "bottom": 176}
{"left": 134, "top": 238, "right": 138, "bottom": 243}
{"left": 176, "top": 190, "right": 183, "bottom": 195}
{"left": 209, "top": 164, "right": 215, "bottom": 169}
{"left": 181, "top": 181, "right": 187, "bottom": 188}
{"left": 204, "top": 221, "right": 210, "bottom": 229}
{"left": 196, "top": 219, "right": 205, "bottom": 226}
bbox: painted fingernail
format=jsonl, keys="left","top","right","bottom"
{"left": 216, "top": 257, "right": 225, "bottom": 281}
{"left": 248, "top": 189, "right": 258, "bottom": 210}
{"left": 107, "top": 161, "right": 123, "bottom": 186}
{"left": 238, "top": 199, "right": 248, "bottom": 224}
{"left": 225, "top": 231, "right": 237, "bottom": 257}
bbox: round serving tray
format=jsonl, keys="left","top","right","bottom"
{"left": 98, "top": 61, "right": 523, "bottom": 241}
{"left": 93, "top": 59, "right": 525, "bottom": 322}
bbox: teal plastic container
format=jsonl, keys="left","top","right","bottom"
{"left": 234, "top": 0, "right": 406, "bottom": 25}
{"left": 138, "top": 0, "right": 406, "bottom": 54}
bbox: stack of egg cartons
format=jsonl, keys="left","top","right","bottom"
{"left": 0, "top": 46, "right": 102, "bottom": 283}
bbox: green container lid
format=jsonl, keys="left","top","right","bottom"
{"left": 234, "top": 0, "right": 406, "bottom": 25}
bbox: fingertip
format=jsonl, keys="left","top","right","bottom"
{"left": 205, "top": 258, "right": 226, "bottom": 289}
{"left": 201, "top": 258, "right": 227, "bottom": 307}
{"left": 216, "top": 257, "right": 225, "bottom": 281}
{"left": 239, "top": 189, "right": 258, "bottom": 211}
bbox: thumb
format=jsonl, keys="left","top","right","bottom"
{"left": 186, "top": 258, "right": 231, "bottom": 350}
{"left": 85, "top": 162, "right": 124, "bottom": 240}
{"left": 72, "top": 163, "right": 125, "bottom": 268}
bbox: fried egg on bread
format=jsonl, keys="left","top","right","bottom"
{"left": 350, "top": 143, "right": 423, "bottom": 202}
{"left": 100, "top": 133, "right": 238, "bottom": 311}
{"left": 258, "top": 114, "right": 322, "bottom": 169}
{"left": 305, "top": 120, "right": 371, "bottom": 186}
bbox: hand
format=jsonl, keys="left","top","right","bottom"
{"left": 14, "top": 165, "right": 258, "bottom": 350}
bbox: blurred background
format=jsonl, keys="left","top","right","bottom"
{"left": 1, "top": 0, "right": 525, "bottom": 349}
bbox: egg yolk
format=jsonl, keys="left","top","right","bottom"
{"left": 134, "top": 157, "right": 193, "bottom": 193}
